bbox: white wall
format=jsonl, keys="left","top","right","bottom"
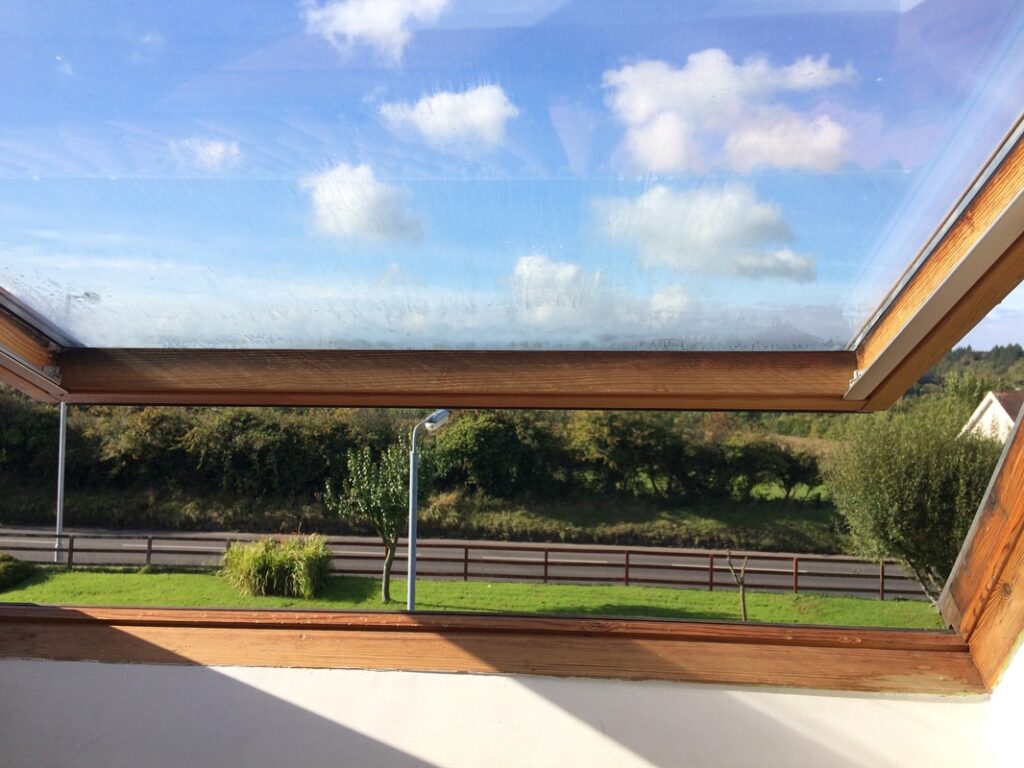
{"left": 989, "top": 640, "right": 1024, "bottom": 768}
{"left": 0, "top": 659, "right": 1003, "bottom": 768}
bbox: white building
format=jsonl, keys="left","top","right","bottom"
{"left": 962, "top": 391, "right": 1024, "bottom": 443}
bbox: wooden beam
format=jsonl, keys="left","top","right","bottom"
{"left": 0, "top": 361, "right": 63, "bottom": 403}
{"left": 0, "top": 307, "right": 58, "bottom": 370}
{"left": 861, "top": 232, "right": 1024, "bottom": 410}
{"left": 0, "top": 305, "right": 64, "bottom": 402}
{"left": 851, "top": 131, "right": 1024, "bottom": 408}
{"left": 53, "top": 348, "right": 862, "bottom": 411}
{"left": 0, "top": 605, "right": 983, "bottom": 695}
{"left": 940, "top": 413, "right": 1024, "bottom": 689}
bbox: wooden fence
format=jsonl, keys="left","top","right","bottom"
{"left": 0, "top": 531, "right": 924, "bottom": 600}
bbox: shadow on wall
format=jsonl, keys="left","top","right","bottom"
{"left": 0, "top": 615, "right": 435, "bottom": 768}
{"left": 0, "top": 607, "right": 992, "bottom": 768}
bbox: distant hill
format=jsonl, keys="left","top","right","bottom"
{"left": 911, "top": 344, "right": 1024, "bottom": 395}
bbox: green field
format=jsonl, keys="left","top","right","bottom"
{"left": 0, "top": 568, "right": 942, "bottom": 629}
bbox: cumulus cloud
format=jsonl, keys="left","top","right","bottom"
{"left": 173, "top": 138, "right": 242, "bottom": 171}
{"left": 602, "top": 49, "right": 854, "bottom": 172}
{"left": 301, "top": 162, "right": 421, "bottom": 242}
{"left": 650, "top": 284, "right": 690, "bottom": 315}
{"left": 724, "top": 108, "right": 849, "bottom": 172}
{"left": 302, "top": 0, "right": 449, "bottom": 62}
{"left": 511, "top": 253, "right": 604, "bottom": 328}
{"left": 597, "top": 184, "right": 815, "bottom": 282}
{"left": 380, "top": 85, "right": 519, "bottom": 151}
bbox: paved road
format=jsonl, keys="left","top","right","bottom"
{"left": 0, "top": 525, "right": 924, "bottom": 600}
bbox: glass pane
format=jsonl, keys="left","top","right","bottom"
{"left": 1, "top": 1, "right": 1022, "bottom": 350}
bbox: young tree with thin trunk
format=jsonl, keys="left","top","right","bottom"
{"left": 725, "top": 550, "right": 749, "bottom": 622}
{"left": 325, "top": 444, "right": 407, "bottom": 603}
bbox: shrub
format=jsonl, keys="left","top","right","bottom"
{"left": 0, "top": 553, "right": 38, "bottom": 591}
{"left": 221, "top": 535, "right": 331, "bottom": 598}
{"left": 825, "top": 393, "right": 1002, "bottom": 601}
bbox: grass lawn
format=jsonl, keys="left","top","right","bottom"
{"left": 0, "top": 568, "right": 942, "bottom": 629}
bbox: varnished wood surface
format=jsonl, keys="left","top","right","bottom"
{"left": 854, "top": 137, "right": 1024, "bottom": 408}
{"left": 0, "top": 605, "right": 982, "bottom": 694}
{"left": 0, "top": 308, "right": 56, "bottom": 371}
{"left": 0, "top": 362, "right": 61, "bottom": 403}
{"left": 54, "top": 348, "right": 863, "bottom": 411}
{"left": 862, "top": 233, "right": 1024, "bottom": 410}
{"left": 940, "top": 415, "right": 1024, "bottom": 688}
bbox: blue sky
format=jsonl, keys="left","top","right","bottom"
{"left": 0, "top": 0, "right": 1022, "bottom": 349}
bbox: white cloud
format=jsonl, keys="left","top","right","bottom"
{"left": 173, "top": 138, "right": 242, "bottom": 171}
{"left": 602, "top": 49, "right": 855, "bottom": 172}
{"left": 380, "top": 85, "right": 519, "bottom": 151}
{"left": 623, "top": 112, "right": 699, "bottom": 174}
{"left": 301, "top": 162, "right": 421, "bottom": 242}
{"left": 650, "top": 284, "right": 690, "bottom": 315}
{"left": 597, "top": 183, "right": 815, "bottom": 282}
{"left": 511, "top": 253, "right": 604, "bottom": 328}
{"left": 724, "top": 108, "right": 848, "bottom": 172}
{"left": 302, "top": 0, "right": 449, "bottom": 62}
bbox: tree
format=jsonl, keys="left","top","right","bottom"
{"left": 431, "top": 412, "right": 529, "bottom": 498}
{"left": 568, "top": 411, "right": 684, "bottom": 498}
{"left": 725, "top": 550, "right": 749, "bottom": 622}
{"left": 324, "top": 444, "right": 407, "bottom": 603}
{"left": 778, "top": 450, "right": 820, "bottom": 499}
{"left": 825, "top": 394, "right": 1002, "bottom": 602}
{"left": 724, "top": 439, "right": 787, "bottom": 500}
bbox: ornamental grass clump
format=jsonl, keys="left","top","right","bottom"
{"left": 221, "top": 535, "right": 331, "bottom": 599}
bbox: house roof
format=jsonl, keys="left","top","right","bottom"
{"left": 992, "top": 391, "right": 1024, "bottom": 420}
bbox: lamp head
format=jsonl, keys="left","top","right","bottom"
{"left": 423, "top": 409, "right": 450, "bottom": 432}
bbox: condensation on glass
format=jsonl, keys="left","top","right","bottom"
{"left": 1, "top": 1, "right": 1022, "bottom": 351}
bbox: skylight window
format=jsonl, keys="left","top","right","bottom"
{"left": 1, "top": 1, "right": 1022, "bottom": 351}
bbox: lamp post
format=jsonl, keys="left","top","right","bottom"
{"left": 54, "top": 401, "right": 67, "bottom": 563}
{"left": 407, "top": 409, "right": 450, "bottom": 611}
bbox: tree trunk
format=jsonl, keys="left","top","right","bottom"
{"left": 381, "top": 545, "right": 396, "bottom": 603}
{"left": 906, "top": 561, "right": 942, "bottom": 606}
{"left": 726, "top": 551, "right": 749, "bottom": 622}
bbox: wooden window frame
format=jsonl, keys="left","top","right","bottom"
{"left": 2, "top": 123, "right": 1024, "bottom": 696}
{"left": 939, "top": 412, "right": 1024, "bottom": 689}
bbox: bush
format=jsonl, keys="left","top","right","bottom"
{"left": 0, "top": 553, "right": 38, "bottom": 591}
{"left": 221, "top": 535, "right": 331, "bottom": 598}
{"left": 825, "top": 394, "right": 1002, "bottom": 600}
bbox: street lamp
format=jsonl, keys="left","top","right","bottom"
{"left": 407, "top": 409, "right": 450, "bottom": 611}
